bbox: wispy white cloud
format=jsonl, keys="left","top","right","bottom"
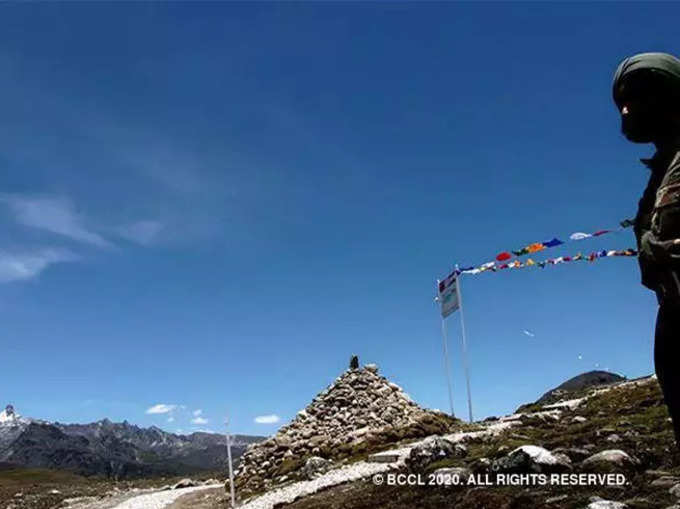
{"left": 191, "top": 416, "right": 208, "bottom": 425}
{"left": 0, "top": 248, "right": 78, "bottom": 283}
{"left": 167, "top": 416, "right": 175, "bottom": 423}
{"left": 1, "top": 194, "right": 111, "bottom": 247}
{"left": 116, "top": 220, "right": 164, "bottom": 246}
{"left": 192, "top": 409, "right": 202, "bottom": 417}
{"left": 254, "top": 414, "right": 280, "bottom": 425}
{"left": 522, "top": 329, "right": 535, "bottom": 338}
{"left": 146, "top": 404, "right": 178, "bottom": 415}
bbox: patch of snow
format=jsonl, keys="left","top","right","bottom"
{"left": 543, "top": 398, "right": 586, "bottom": 411}
{"left": 108, "top": 485, "right": 221, "bottom": 509}
{"left": 240, "top": 462, "right": 395, "bottom": 509}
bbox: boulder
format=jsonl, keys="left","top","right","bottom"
{"left": 172, "top": 478, "right": 198, "bottom": 489}
{"left": 670, "top": 483, "right": 680, "bottom": 498}
{"left": 491, "top": 445, "right": 572, "bottom": 474}
{"left": 301, "top": 456, "right": 333, "bottom": 479}
{"left": 582, "top": 450, "right": 639, "bottom": 472}
{"left": 406, "top": 436, "right": 457, "bottom": 471}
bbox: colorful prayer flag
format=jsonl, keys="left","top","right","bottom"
{"left": 544, "top": 238, "right": 564, "bottom": 248}
{"left": 527, "top": 243, "right": 545, "bottom": 253}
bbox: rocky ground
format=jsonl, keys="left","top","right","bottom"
{"left": 262, "top": 375, "right": 680, "bottom": 509}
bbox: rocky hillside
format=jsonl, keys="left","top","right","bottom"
{"left": 235, "top": 363, "right": 459, "bottom": 496}
{"left": 0, "top": 405, "right": 264, "bottom": 479}
{"left": 222, "top": 373, "right": 680, "bottom": 509}
{"left": 517, "top": 371, "right": 627, "bottom": 411}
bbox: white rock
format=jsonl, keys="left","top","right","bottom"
{"left": 582, "top": 450, "right": 638, "bottom": 469}
{"left": 587, "top": 500, "right": 628, "bottom": 509}
{"left": 670, "top": 483, "right": 680, "bottom": 498}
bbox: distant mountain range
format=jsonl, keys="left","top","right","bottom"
{"left": 0, "top": 405, "right": 265, "bottom": 479}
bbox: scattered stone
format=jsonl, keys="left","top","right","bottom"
{"left": 300, "top": 456, "right": 333, "bottom": 479}
{"left": 491, "top": 445, "right": 572, "bottom": 474}
{"left": 406, "top": 436, "right": 457, "bottom": 471}
{"left": 582, "top": 450, "right": 639, "bottom": 472}
{"left": 572, "top": 416, "right": 587, "bottom": 423}
{"left": 606, "top": 434, "right": 622, "bottom": 443}
{"left": 652, "top": 476, "right": 680, "bottom": 488}
{"left": 670, "top": 483, "right": 680, "bottom": 498}
{"left": 453, "top": 443, "right": 468, "bottom": 458}
{"left": 172, "top": 478, "right": 198, "bottom": 489}
{"left": 546, "top": 494, "right": 569, "bottom": 504}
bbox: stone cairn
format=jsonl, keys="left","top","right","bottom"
{"left": 235, "top": 359, "right": 457, "bottom": 494}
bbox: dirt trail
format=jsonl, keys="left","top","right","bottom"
{"left": 63, "top": 485, "right": 222, "bottom": 509}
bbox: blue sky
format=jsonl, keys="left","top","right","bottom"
{"left": 0, "top": 2, "right": 675, "bottom": 436}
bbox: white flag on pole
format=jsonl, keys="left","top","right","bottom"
{"left": 438, "top": 277, "right": 460, "bottom": 318}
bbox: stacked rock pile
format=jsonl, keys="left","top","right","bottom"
{"left": 235, "top": 363, "right": 457, "bottom": 494}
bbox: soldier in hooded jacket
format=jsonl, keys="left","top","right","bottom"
{"left": 613, "top": 52, "right": 680, "bottom": 447}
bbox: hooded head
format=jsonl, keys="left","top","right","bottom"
{"left": 613, "top": 52, "right": 680, "bottom": 144}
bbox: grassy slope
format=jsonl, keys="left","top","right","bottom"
{"left": 0, "top": 467, "right": 224, "bottom": 509}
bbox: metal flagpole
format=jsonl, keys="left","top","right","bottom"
{"left": 455, "top": 268, "right": 474, "bottom": 423}
{"left": 225, "top": 416, "right": 236, "bottom": 508}
{"left": 437, "top": 280, "right": 456, "bottom": 418}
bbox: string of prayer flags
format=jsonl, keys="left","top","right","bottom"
{"left": 451, "top": 248, "right": 638, "bottom": 276}
{"left": 436, "top": 217, "right": 636, "bottom": 285}
{"left": 489, "top": 218, "right": 635, "bottom": 267}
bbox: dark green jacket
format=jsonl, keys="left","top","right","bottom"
{"left": 636, "top": 149, "right": 680, "bottom": 301}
